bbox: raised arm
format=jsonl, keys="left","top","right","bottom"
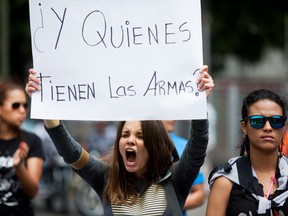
{"left": 173, "top": 65, "right": 214, "bottom": 207}
{"left": 25, "top": 69, "right": 89, "bottom": 169}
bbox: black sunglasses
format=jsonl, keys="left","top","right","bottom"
{"left": 244, "top": 115, "right": 287, "bottom": 129}
{"left": 11, "top": 102, "right": 29, "bottom": 110}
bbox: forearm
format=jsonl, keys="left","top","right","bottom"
{"left": 185, "top": 119, "right": 209, "bottom": 169}
{"left": 183, "top": 184, "right": 205, "bottom": 209}
{"left": 45, "top": 122, "right": 89, "bottom": 168}
{"left": 174, "top": 119, "right": 209, "bottom": 207}
{"left": 14, "top": 159, "right": 43, "bottom": 199}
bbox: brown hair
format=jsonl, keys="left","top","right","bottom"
{"left": 103, "top": 120, "right": 174, "bottom": 204}
{"left": 0, "top": 82, "right": 25, "bottom": 105}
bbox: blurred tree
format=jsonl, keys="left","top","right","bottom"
{"left": 9, "top": 0, "right": 31, "bottom": 84}
{"left": 0, "top": 0, "right": 10, "bottom": 81}
{"left": 208, "top": 0, "right": 287, "bottom": 70}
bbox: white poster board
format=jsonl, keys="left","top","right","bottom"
{"left": 28, "top": 0, "right": 206, "bottom": 121}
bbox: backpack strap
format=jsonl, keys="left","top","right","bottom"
{"left": 208, "top": 157, "right": 239, "bottom": 183}
{"left": 236, "top": 156, "right": 263, "bottom": 196}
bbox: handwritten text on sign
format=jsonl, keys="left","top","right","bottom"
{"left": 29, "top": 0, "right": 206, "bottom": 120}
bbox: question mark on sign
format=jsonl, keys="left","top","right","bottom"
{"left": 33, "top": 3, "right": 45, "bottom": 53}
{"left": 193, "top": 68, "right": 200, "bottom": 97}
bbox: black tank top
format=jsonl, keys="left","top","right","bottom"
{"left": 227, "top": 183, "right": 288, "bottom": 215}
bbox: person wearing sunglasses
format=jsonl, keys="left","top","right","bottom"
{"left": 206, "top": 88, "right": 288, "bottom": 216}
{"left": 0, "top": 82, "right": 45, "bottom": 216}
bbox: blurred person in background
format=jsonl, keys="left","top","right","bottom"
{"left": 207, "top": 89, "right": 288, "bottom": 216}
{"left": 162, "top": 120, "right": 205, "bottom": 216}
{"left": 0, "top": 82, "right": 45, "bottom": 216}
{"left": 83, "top": 121, "right": 117, "bottom": 157}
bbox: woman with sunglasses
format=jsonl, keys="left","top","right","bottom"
{"left": 0, "top": 82, "right": 45, "bottom": 216}
{"left": 206, "top": 89, "right": 288, "bottom": 216}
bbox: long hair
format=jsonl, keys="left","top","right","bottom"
{"left": 240, "top": 89, "right": 287, "bottom": 156}
{"left": 103, "top": 120, "right": 174, "bottom": 204}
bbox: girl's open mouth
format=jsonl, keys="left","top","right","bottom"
{"left": 126, "top": 149, "right": 136, "bottom": 162}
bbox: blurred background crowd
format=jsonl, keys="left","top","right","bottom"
{"left": 0, "top": 0, "right": 288, "bottom": 215}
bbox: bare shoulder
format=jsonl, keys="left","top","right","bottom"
{"left": 209, "top": 176, "right": 233, "bottom": 201}
{"left": 212, "top": 176, "right": 233, "bottom": 190}
{"left": 206, "top": 176, "right": 233, "bottom": 216}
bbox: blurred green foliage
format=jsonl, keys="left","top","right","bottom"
{"left": 9, "top": 0, "right": 31, "bottom": 83}
{"left": 208, "top": 0, "right": 287, "bottom": 69}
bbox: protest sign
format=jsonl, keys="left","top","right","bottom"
{"left": 29, "top": 0, "right": 206, "bottom": 120}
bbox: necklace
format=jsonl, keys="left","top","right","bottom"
{"left": 264, "top": 173, "right": 276, "bottom": 198}
{"left": 264, "top": 174, "right": 280, "bottom": 216}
